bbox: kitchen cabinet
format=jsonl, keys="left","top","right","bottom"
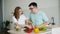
{"left": 52, "top": 26, "right": 60, "bottom": 34}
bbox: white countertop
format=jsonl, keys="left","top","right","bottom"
{"left": 8, "top": 25, "right": 60, "bottom": 34}
{"left": 8, "top": 29, "right": 51, "bottom": 34}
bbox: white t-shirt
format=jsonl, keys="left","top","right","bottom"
{"left": 12, "top": 14, "right": 27, "bottom": 25}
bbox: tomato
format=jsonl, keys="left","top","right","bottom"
{"left": 24, "top": 29, "right": 32, "bottom": 33}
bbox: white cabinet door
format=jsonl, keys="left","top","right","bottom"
{"left": 52, "top": 28, "right": 60, "bottom": 34}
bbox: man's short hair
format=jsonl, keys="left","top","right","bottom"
{"left": 28, "top": 2, "right": 37, "bottom": 7}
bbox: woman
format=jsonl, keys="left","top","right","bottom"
{"left": 12, "top": 6, "right": 32, "bottom": 29}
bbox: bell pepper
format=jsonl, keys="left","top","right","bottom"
{"left": 34, "top": 27, "right": 40, "bottom": 33}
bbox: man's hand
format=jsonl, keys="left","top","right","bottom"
{"left": 40, "top": 20, "right": 49, "bottom": 27}
{"left": 25, "top": 25, "right": 32, "bottom": 29}
{"left": 25, "top": 20, "right": 34, "bottom": 29}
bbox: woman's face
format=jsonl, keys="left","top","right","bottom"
{"left": 18, "top": 9, "right": 23, "bottom": 15}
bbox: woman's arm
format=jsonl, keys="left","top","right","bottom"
{"left": 15, "top": 22, "right": 25, "bottom": 28}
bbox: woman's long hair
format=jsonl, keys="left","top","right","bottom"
{"left": 14, "top": 7, "right": 22, "bottom": 20}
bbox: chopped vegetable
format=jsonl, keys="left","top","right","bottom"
{"left": 39, "top": 26, "right": 47, "bottom": 31}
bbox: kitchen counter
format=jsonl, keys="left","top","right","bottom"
{"left": 8, "top": 28, "right": 52, "bottom": 34}
{"left": 8, "top": 25, "right": 60, "bottom": 34}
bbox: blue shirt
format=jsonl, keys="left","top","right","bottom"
{"left": 29, "top": 11, "right": 49, "bottom": 26}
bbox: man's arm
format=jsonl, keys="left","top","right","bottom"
{"left": 40, "top": 20, "right": 50, "bottom": 26}
{"left": 40, "top": 12, "right": 49, "bottom": 27}
{"left": 25, "top": 20, "right": 35, "bottom": 29}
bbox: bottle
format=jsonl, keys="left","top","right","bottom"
{"left": 51, "top": 17, "right": 55, "bottom": 25}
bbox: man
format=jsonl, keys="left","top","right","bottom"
{"left": 28, "top": 2, "right": 49, "bottom": 27}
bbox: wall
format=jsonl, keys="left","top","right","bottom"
{"left": 59, "top": 0, "right": 60, "bottom": 25}
{"left": 0, "top": 0, "right": 3, "bottom": 32}
{"left": 3, "top": 0, "right": 59, "bottom": 25}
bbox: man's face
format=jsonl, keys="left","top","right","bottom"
{"left": 29, "top": 6, "right": 37, "bottom": 13}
